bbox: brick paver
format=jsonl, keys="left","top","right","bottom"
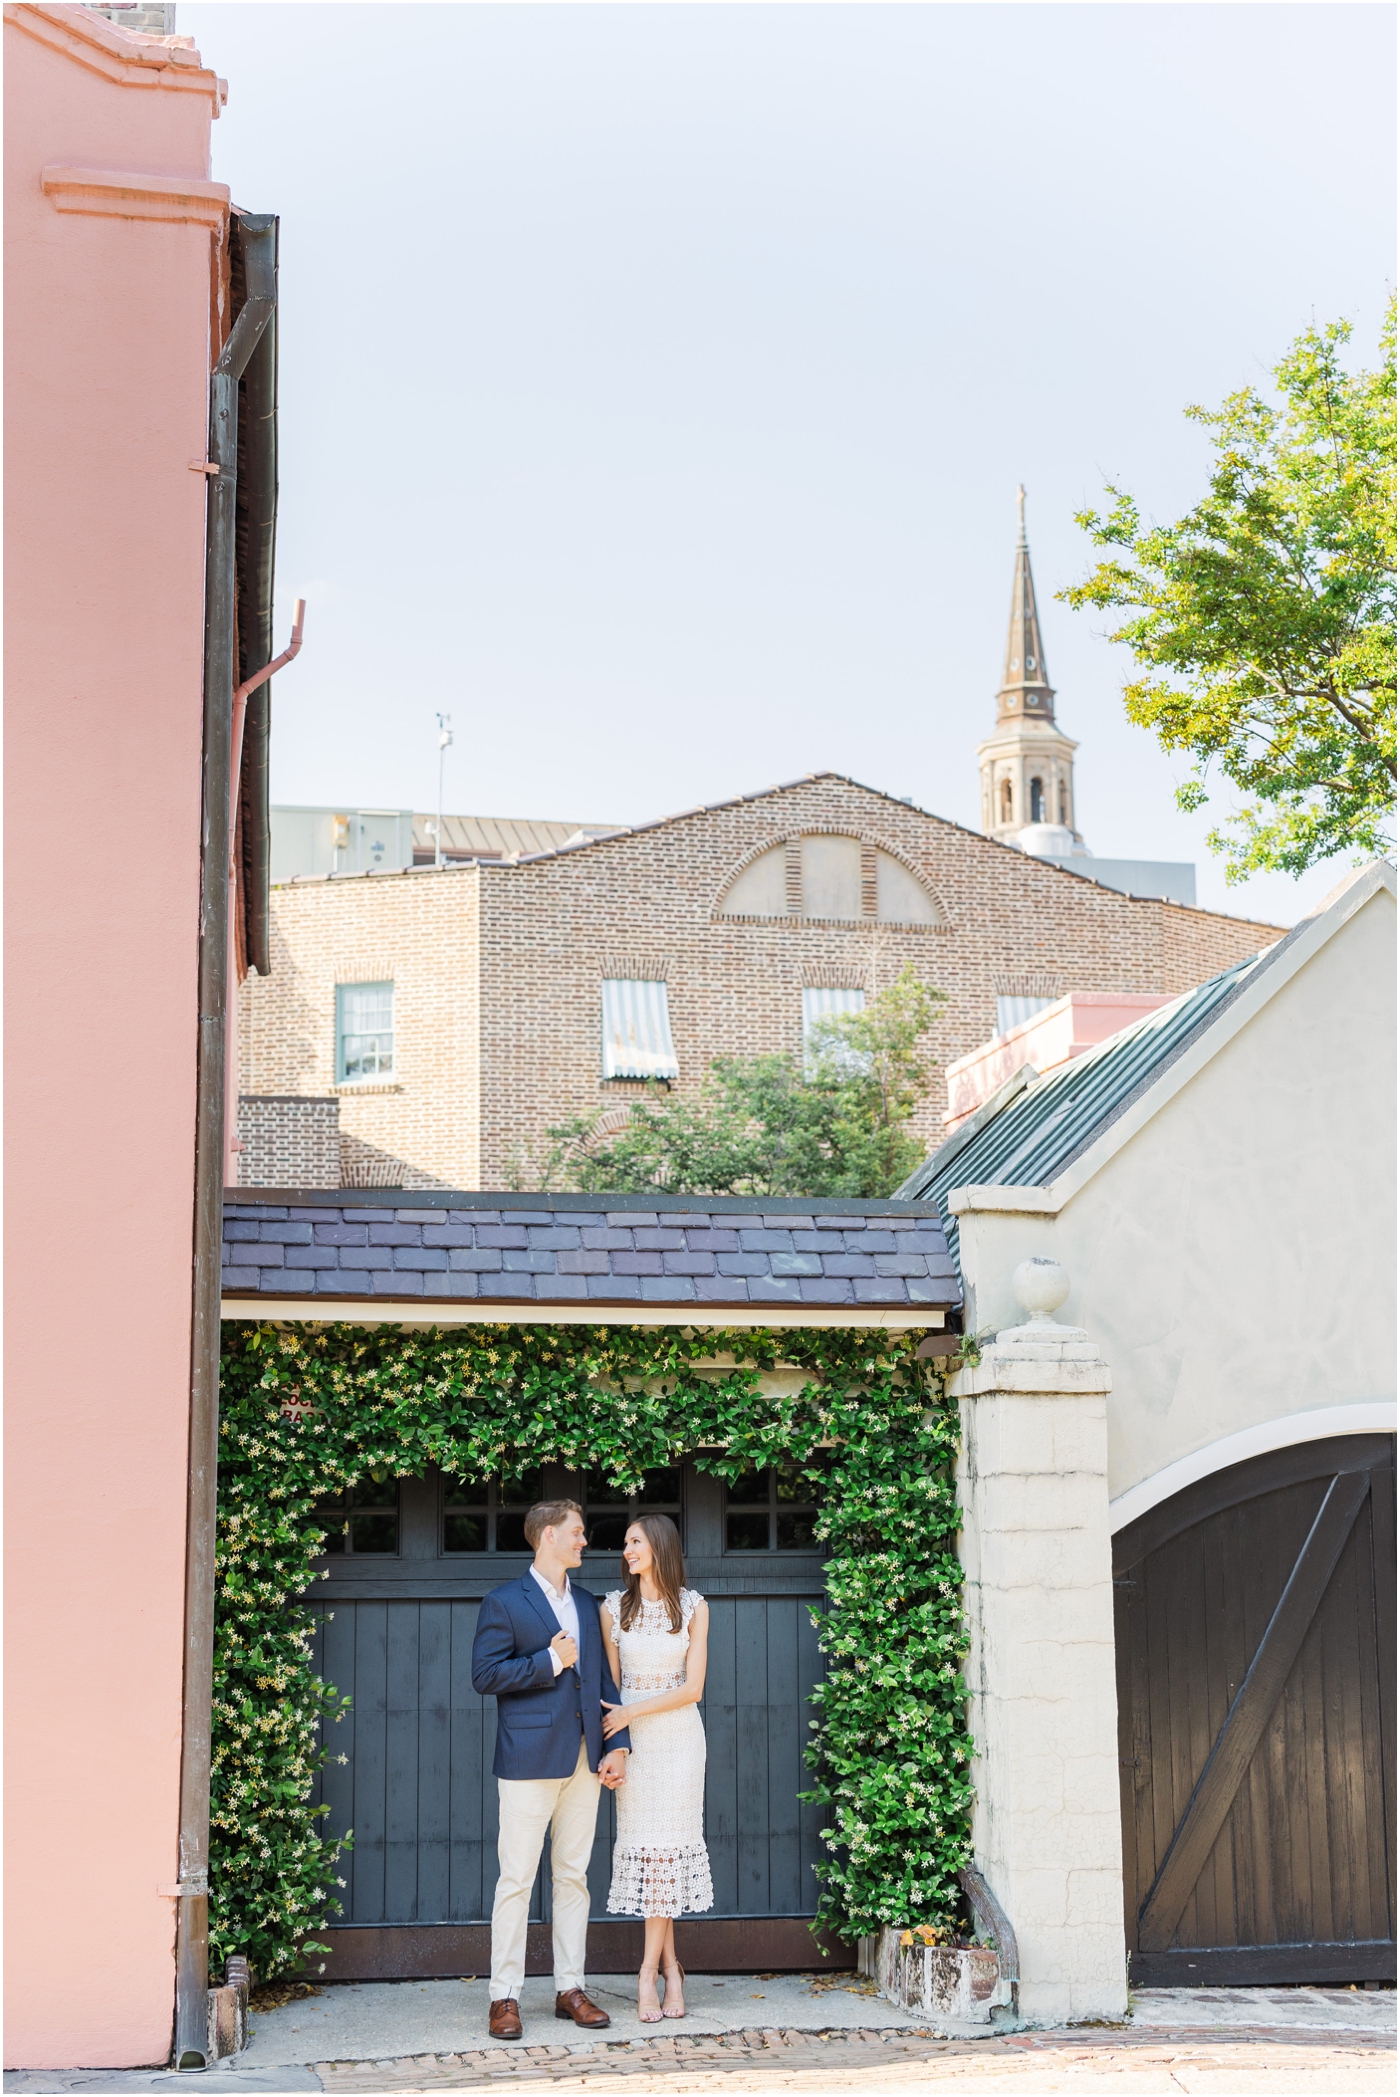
{"left": 313, "top": 2021, "right": 1395, "bottom": 2095}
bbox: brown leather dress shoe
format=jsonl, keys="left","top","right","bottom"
{"left": 489, "top": 1997, "right": 523, "bottom": 2039}
{"left": 554, "top": 1987, "right": 610, "bottom": 2028}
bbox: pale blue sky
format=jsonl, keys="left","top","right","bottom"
{"left": 182, "top": 1, "right": 1395, "bottom": 925}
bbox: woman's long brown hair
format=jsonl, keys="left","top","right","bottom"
{"left": 619, "top": 1513, "right": 686, "bottom": 1633}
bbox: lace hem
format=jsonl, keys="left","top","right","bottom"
{"left": 606, "top": 1843, "right": 714, "bottom": 1919}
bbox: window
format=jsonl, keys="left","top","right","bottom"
{"left": 318, "top": 1477, "right": 399, "bottom": 1555}
{"left": 601, "top": 978, "right": 678, "bottom": 1081}
{"left": 577, "top": 1468, "right": 684, "bottom": 1552}
{"left": 1058, "top": 781, "right": 1068, "bottom": 825}
{"left": 337, "top": 981, "right": 394, "bottom": 1081}
{"left": 999, "top": 779, "right": 1014, "bottom": 823}
{"left": 996, "top": 993, "right": 1054, "bottom": 1037}
{"left": 802, "top": 986, "right": 866, "bottom": 1074}
{"left": 724, "top": 1462, "right": 825, "bottom": 1552}
{"left": 443, "top": 1468, "right": 546, "bottom": 1554}
{"left": 719, "top": 842, "right": 939, "bottom": 925}
{"left": 440, "top": 1466, "right": 684, "bottom": 1554}
{"left": 1029, "top": 777, "right": 1045, "bottom": 823}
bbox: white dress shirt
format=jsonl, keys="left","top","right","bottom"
{"left": 532, "top": 1564, "right": 580, "bottom": 1674}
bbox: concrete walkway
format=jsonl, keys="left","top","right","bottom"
{"left": 5, "top": 1981, "right": 1392, "bottom": 2095}
{"left": 240, "top": 1972, "right": 927, "bottom": 2069}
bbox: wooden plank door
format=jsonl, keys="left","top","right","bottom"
{"left": 1114, "top": 1434, "right": 1395, "bottom": 1985}
{"left": 304, "top": 1459, "right": 841, "bottom": 1976}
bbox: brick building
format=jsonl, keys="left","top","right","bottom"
{"left": 238, "top": 770, "right": 1281, "bottom": 1190}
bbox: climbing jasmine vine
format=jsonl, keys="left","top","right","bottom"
{"left": 212, "top": 1319, "right": 973, "bottom": 1976}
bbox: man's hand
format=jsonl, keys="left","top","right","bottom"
{"left": 598, "top": 1749, "right": 628, "bottom": 1791}
{"left": 550, "top": 1630, "right": 578, "bottom": 1671}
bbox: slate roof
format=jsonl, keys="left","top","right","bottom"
{"left": 897, "top": 947, "right": 1273, "bottom": 1262}
{"left": 221, "top": 1188, "right": 960, "bottom": 1313}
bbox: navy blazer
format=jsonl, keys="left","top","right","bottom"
{"left": 471, "top": 1572, "right": 631, "bottom": 1780}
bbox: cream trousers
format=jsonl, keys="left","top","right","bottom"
{"left": 490, "top": 1738, "right": 600, "bottom": 2002}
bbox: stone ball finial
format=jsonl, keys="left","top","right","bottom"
{"left": 1013, "top": 1256, "right": 1070, "bottom": 1323}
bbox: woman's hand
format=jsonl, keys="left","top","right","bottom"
{"left": 601, "top": 1699, "right": 632, "bottom": 1739}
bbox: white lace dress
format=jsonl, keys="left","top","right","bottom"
{"left": 604, "top": 1588, "right": 714, "bottom": 1918}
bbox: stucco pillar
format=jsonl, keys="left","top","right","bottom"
{"left": 949, "top": 1257, "right": 1127, "bottom": 2025}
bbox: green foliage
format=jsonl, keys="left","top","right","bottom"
{"left": 545, "top": 966, "right": 946, "bottom": 1198}
{"left": 1061, "top": 302, "right": 1396, "bottom": 879}
{"left": 212, "top": 1318, "right": 973, "bottom": 1972}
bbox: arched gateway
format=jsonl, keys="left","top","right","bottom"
{"left": 1113, "top": 1434, "right": 1395, "bottom": 1986}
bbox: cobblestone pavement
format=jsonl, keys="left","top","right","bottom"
{"left": 310, "top": 2021, "right": 1395, "bottom": 2095}
{"left": 5, "top": 1987, "right": 1392, "bottom": 2095}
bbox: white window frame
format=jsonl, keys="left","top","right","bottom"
{"left": 337, "top": 981, "right": 395, "bottom": 1082}
{"left": 601, "top": 979, "right": 678, "bottom": 1082}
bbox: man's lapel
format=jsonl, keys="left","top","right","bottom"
{"left": 574, "top": 1586, "right": 597, "bottom": 1679}
{"left": 518, "top": 1570, "right": 560, "bottom": 1645}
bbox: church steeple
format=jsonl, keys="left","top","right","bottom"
{"left": 977, "top": 487, "right": 1081, "bottom": 847}
{"left": 996, "top": 486, "right": 1055, "bottom": 724}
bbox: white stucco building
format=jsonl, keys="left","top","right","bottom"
{"left": 906, "top": 860, "right": 1396, "bottom": 2012}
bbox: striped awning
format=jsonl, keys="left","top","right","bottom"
{"left": 801, "top": 985, "right": 866, "bottom": 1036}
{"left": 601, "top": 978, "right": 679, "bottom": 1081}
{"left": 802, "top": 985, "right": 867, "bottom": 1075}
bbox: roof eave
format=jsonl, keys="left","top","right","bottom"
{"left": 219, "top": 1296, "right": 950, "bottom": 1332}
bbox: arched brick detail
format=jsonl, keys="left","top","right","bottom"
{"left": 711, "top": 829, "right": 950, "bottom": 929}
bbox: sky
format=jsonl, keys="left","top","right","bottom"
{"left": 181, "top": 1, "right": 1396, "bottom": 928}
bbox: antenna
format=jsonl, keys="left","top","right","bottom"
{"left": 433, "top": 712, "right": 454, "bottom": 868}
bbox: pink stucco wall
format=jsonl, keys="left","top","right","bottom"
{"left": 3, "top": 4, "right": 228, "bottom": 2067}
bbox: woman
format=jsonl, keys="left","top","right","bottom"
{"left": 600, "top": 1512, "right": 712, "bottom": 2023}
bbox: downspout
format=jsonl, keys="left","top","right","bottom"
{"left": 236, "top": 252, "right": 280, "bottom": 983}
{"left": 175, "top": 210, "right": 277, "bottom": 2070}
{"left": 224, "top": 242, "right": 281, "bottom": 1186}
{"left": 224, "top": 600, "right": 304, "bottom": 1188}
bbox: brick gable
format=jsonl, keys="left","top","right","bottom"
{"left": 239, "top": 774, "right": 1281, "bottom": 1189}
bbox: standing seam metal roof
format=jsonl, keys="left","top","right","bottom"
{"left": 896, "top": 947, "right": 1274, "bottom": 1260}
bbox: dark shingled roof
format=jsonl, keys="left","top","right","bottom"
{"left": 221, "top": 1188, "right": 960, "bottom": 1313}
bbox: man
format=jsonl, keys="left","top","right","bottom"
{"left": 471, "top": 1498, "right": 630, "bottom": 2041}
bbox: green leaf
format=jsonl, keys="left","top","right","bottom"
{"left": 1060, "top": 301, "right": 1396, "bottom": 878}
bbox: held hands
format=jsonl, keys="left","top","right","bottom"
{"left": 550, "top": 1630, "right": 579, "bottom": 1671}
{"left": 598, "top": 1748, "right": 628, "bottom": 1790}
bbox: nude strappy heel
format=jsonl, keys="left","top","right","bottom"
{"left": 637, "top": 1964, "right": 663, "bottom": 2024}
{"left": 661, "top": 1960, "right": 686, "bottom": 2019}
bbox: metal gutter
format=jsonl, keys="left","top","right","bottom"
{"left": 176, "top": 209, "right": 277, "bottom": 2071}
{"left": 218, "top": 1298, "right": 949, "bottom": 1332}
{"left": 235, "top": 227, "right": 278, "bottom": 979}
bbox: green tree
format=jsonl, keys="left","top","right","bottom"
{"left": 1060, "top": 302, "right": 1396, "bottom": 880}
{"left": 544, "top": 963, "right": 945, "bottom": 1199}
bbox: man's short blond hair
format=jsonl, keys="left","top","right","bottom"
{"left": 525, "top": 1498, "right": 584, "bottom": 1549}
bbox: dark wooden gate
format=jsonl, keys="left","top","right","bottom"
{"left": 1114, "top": 1433, "right": 1395, "bottom": 1985}
{"left": 306, "top": 1459, "right": 848, "bottom": 1977}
